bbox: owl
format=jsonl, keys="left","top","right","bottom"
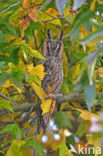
{"left": 37, "top": 29, "right": 64, "bottom": 134}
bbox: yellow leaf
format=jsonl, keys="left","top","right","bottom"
{"left": 72, "top": 64, "right": 80, "bottom": 80}
{"left": 80, "top": 25, "right": 88, "bottom": 38}
{"left": 87, "top": 36, "right": 103, "bottom": 50}
{"left": 77, "top": 109, "right": 99, "bottom": 121}
{"left": 90, "top": 0, "right": 97, "bottom": 10}
{"left": 13, "top": 85, "right": 22, "bottom": 94}
{"left": 16, "top": 58, "right": 26, "bottom": 72}
{"left": 2, "top": 80, "right": 12, "bottom": 88}
{"left": 30, "top": 81, "right": 46, "bottom": 100}
{"left": 60, "top": 102, "right": 70, "bottom": 111}
{"left": 6, "top": 140, "right": 25, "bottom": 156}
{"left": 31, "top": 0, "right": 44, "bottom": 4}
{"left": 64, "top": 5, "right": 70, "bottom": 16}
{"left": 5, "top": 35, "right": 17, "bottom": 42}
{"left": 70, "top": 44, "right": 79, "bottom": 51}
{"left": 51, "top": 18, "right": 61, "bottom": 26}
{"left": 87, "top": 134, "right": 101, "bottom": 156}
{"left": 41, "top": 99, "right": 52, "bottom": 115}
{"left": 96, "top": 67, "right": 103, "bottom": 78}
{"left": 27, "top": 64, "right": 45, "bottom": 80}
{"left": 46, "top": 8, "right": 59, "bottom": 16}
{"left": 22, "top": 0, "right": 30, "bottom": 8}
{"left": 71, "top": 101, "right": 82, "bottom": 108}
{"left": 2, "top": 80, "right": 22, "bottom": 94}
{"left": 39, "top": 12, "right": 61, "bottom": 26}
{"left": 10, "top": 37, "right": 24, "bottom": 45}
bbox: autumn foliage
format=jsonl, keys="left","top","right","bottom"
{"left": 0, "top": 0, "right": 103, "bottom": 156}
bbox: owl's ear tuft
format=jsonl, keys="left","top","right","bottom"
{"left": 47, "top": 29, "right": 52, "bottom": 39}
{"left": 58, "top": 30, "right": 63, "bottom": 40}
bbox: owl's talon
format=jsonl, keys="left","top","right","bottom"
{"left": 45, "top": 93, "right": 63, "bottom": 100}
{"left": 44, "top": 94, "right": 54, "bottom": 99}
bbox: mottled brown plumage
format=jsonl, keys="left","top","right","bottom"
{"left": 37, "top": 29, "right": 64, "bottom": 134}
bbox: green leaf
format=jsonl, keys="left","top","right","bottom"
{"left": 52, "top": 141, "right": 73, "bottom": 156}
{"left": 0, "top": 31, "right": 10, "bottom": 44}
{"left": 0, "top": 99, "right": 13, "bottom": 112}
{"left": 74, "top": 70, "right": 88, "bottom": 91}
{"left": 75, "top": 120, "right": 85, "bottom": 137}
{"left": 37, "top": 0, "right": 52, "bottom": 11}
{"left": 54, "top": 112, "right": 72, "bottom": 129}
{"left": 66, "top": 135, "right": 75, "bottom": 149}
{"left": 83, "top": 51, "right": 97, "bottom": 85}
{"left": 64, "top": 8, "right": 94, "bottom": 39}
{"left": 9, "top": 48, "right": 20, "bottom": 65}
{"left": 97, "top": 91, "right": 103, "bottom": 104}
{"left": 84, "top": 81, "right": 96, "bottom": 110}
{"left": 72, "top": 51, "right": 87, "bottom": 59}
{"left": 22, "top": 140, "right": 46, "bottom": 156}
{"left": 79, "top": 29, "right": 103, "bottom": 45}
{"left": 20, "top": 43, "right": 46, "bottom": 60}
{"left": 61, "top": 81, "right": 69, "bottom": 95}
{"left": 0, "top": 55, "right": 9, "bottom": 67}
{"left": 55, "top": 0, "right": 67, "bottom": 15}
{"left": 0, "top": 70, "right": 9, "bottom": 86}
{"left": 0, "top": 150, "right": 4, "bottom": 154}
{"left": 25, "top": 20, "right": 40, "bottom": 36}
{"left": 0, "top": 124, "right": 22, "bottom": 139}
{"left": 73, "top": 0, "right": 86, "bottom": 11}
{"left": 0, "top": 18, "right": 17, "bottom": 35}
{"left": 10, "top": 69, "right": 25, "bottom": 88}
{"left": 6, "top": 140, "right": 25, "bottom": 156}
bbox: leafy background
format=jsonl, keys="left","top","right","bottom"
{"left": 0, "top": 0, "right": 103, "bottom": 156}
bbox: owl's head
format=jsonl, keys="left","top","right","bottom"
{"left": 44, "top": 29, "right": 63, "bottom": 58}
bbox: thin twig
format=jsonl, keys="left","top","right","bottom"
{"left": 0, "top": 93, "right": 18, "bottom": 106}
{"left": 42, "top": 17, "right": 61, "bottom": 23}
{"left": 37, "top": 40, "right": 44, "bottom": 50}
{"left": 0, "top": 108, "right": 33, "bottom": 127}
{"left": 40, "top": 11, "right": 63, "bottom": 23}
{"left": 69, "top": 59, "right": 80, "bottom": 68}
{"left": 43, "top": 12, "right": 63, "bottom": 19}
{"left": 33, "top": 31, "right": 38, "bottom": 50}
{"left": 0, "top": 0, "right": 23, "bottom": 15}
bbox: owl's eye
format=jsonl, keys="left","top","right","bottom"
{"left": 55, "top": 43, "right": 61, "bottom": 53}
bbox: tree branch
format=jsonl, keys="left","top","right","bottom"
{"left": 0, "top": 93, "right": 18, "bottom": 106}
{"left": 0, "top": 92, "right": 85, "bottom": 117}
{"left": 0, "top": 102, "right": 38, "bottom": 117}
{"left": 0, "top": 0, "right": 23, "bottom": 15}
{"left": 58, "top": 92, "right": 84, "bottom": 104}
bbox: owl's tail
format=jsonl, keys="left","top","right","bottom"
{"left": 36, "top": 108, "right": 51, "bottom": 134}
{"left": 36, "top": 99, "right": 56, "bottom": 134}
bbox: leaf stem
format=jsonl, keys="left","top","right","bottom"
{"left": 0, "top": 0, "right": 23, "bottom": 15}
